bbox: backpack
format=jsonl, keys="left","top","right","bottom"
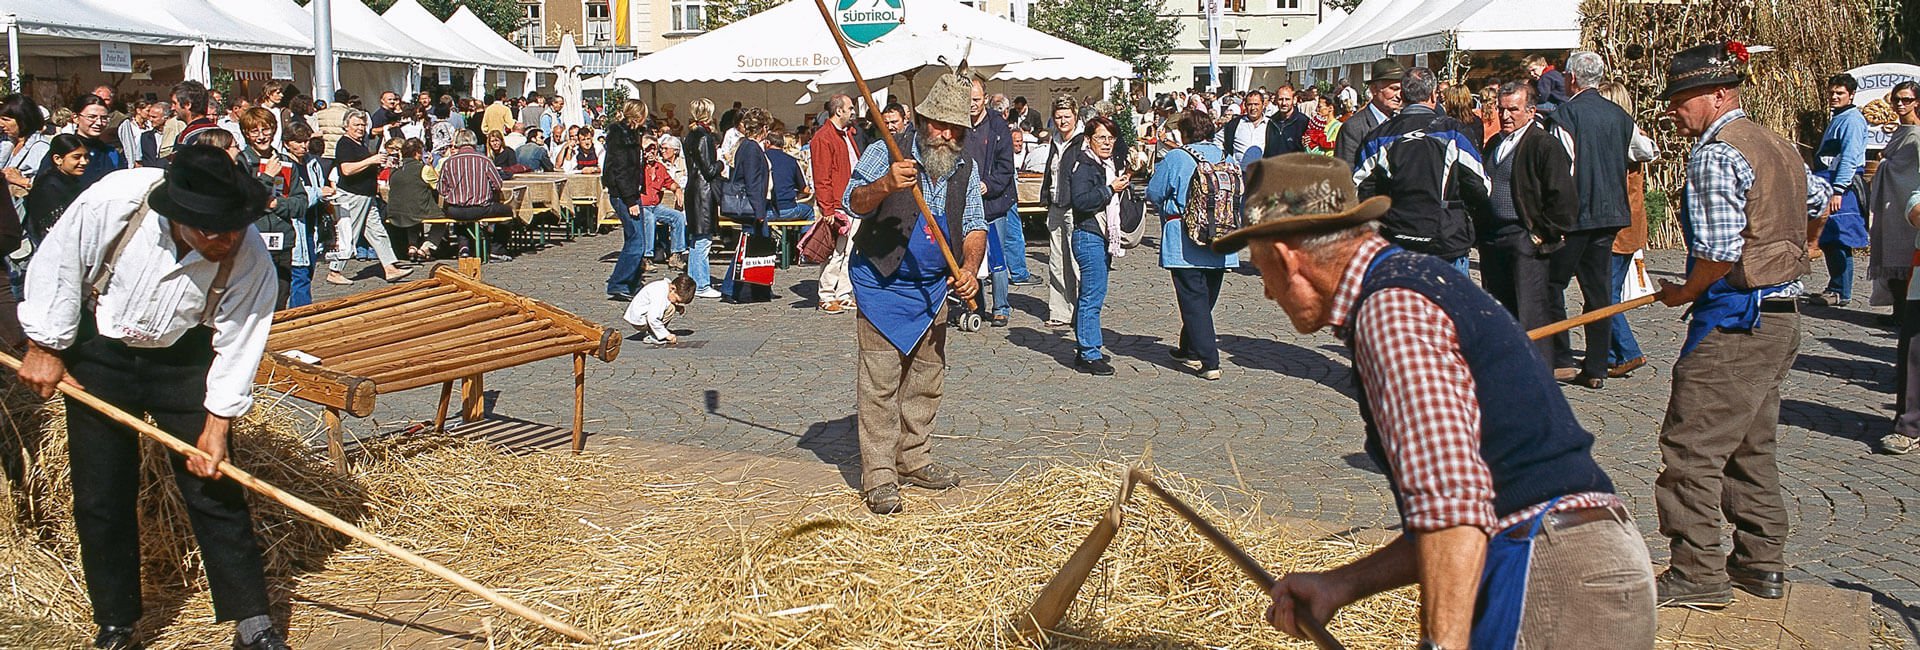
{"left": 1178, "top": 145, "right": 1245, "bottom": 246}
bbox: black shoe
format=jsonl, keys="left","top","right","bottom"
{"left": 990, "top": 314, "right": 1009, "bottom": 328}
{"left": 608, "top": 292, "right": 634, "bottom": 302}
{"left": 233, "top": 627, "right": 290, "bottom": 650}
{"left": 94, "top": 626, "right": 139, "bottom": 650}
{"left": 1011, "top": 276, "right": 1042, "bottom": 286}
{"left": 1075, "top": 357, "right": 1115, "bottom": 376}
{"left": 1655, "top": 570, "right": 1734, "bottom": 609}
{"left": 1728, "top": 565, "right": 1786, "bottom": 600}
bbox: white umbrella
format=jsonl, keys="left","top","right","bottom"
{"left": 185, "top": 41, "right": 211, "bottom": 84}
{"left": 555, "top": 33, "right": 585, "bottom": 127}
{"left": 801, "top": 29, "right": 1047, "bottom": 105}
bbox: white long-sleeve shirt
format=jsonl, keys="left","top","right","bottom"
{"left": 621, "top": 279, "right": 678, "bottom": 339}
{"left": 19, "top": 168, "right": 278, "bottom": 418}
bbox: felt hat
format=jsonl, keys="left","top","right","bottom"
{"left": 1209, "top": 153, "right": 1390, "bottom": 254}
{"left": 1659, "top": 41, "right": 1751, "bottom": 100}
{"left": 149, "top": 144, "right": 269, "bottom": 233}
{"left": 1368, "top": 57, "right": 1406, "bottom": 83}
{"left": 916, "top": 70, "right": 973, "bottom": 128}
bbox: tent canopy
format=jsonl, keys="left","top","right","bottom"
{"left": 615, "top": 0, "right": 1129, "bottom": 83}
{"left": 1289, "top": 0, "right": 1580, "bottom": 70}
{"left": 1244, "top": 9, "right": 1348, "bottom": 68}
{"left": 445, "top": 7, "right": 554, "bottom": 72}
{"left": 5, "top": 0, "right": 308, "bottom": 56}
{"left": 382, "top": 0, "right": 532, "bottom": 71}
{"left": 317, "top": 0, "right": 468, "bottom": 68}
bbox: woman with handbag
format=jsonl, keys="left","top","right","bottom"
{"left": 720, "top": 108, "right": 775, "bottom": 303}
{"left": 604, "top": 99, "right": 652, "bottom": 300}
{"left": 1066, "top": 116, "right": 1129, "bottom": 376}
{"left": 1147, "top": 111, "right": 1238, "bottom": 381}
{"left": 683, "top": 99, "right": 724, "bottom": 298}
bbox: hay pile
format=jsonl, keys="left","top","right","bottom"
{"left": 1, "top": 388, "right": 1416, "bottom": 648}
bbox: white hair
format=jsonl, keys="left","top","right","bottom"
{"left": 1565, "top": 51, "right": 1606, "bottom": 89}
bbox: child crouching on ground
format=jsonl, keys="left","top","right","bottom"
{"left": 624, "top": 274, "right": 697, "bottom": 345}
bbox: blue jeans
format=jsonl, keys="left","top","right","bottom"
{"left": 689, "top": 234, "right": 714, "bottom": 290}
{"left": 1448, "top": 255, "right": 1471, "bottom": 276}
{"left": 288, "top": 266, "right": 313, "bottom": 308}
{"left": 642, "top": 205, "right": 689, "bottom": 257}
{"left": 1607, "top": 253, "right": 1644, "bottom": 364}
{"left": 998, "top": 205, "right": 1030, "bottom": 282}
{"left": 1070, "top": 229, "right": 1110, "bottom": 361}
{"left": 1821, "top": 243, "right": 1855, "bottom": 300}
{"left": 768, "top": 203, "right": 813, "bottom": 222}
{"left": 606, "top": 197, "right": 648, "bottom": 295}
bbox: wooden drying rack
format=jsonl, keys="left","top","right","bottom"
{"left": 255, "top": 265, "right": 622, "bottom": 471}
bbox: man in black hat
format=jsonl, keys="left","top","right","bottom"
{"left": 1218, "top": 153, "right": 1652, "bottom": 649}
{"left": 1334, "top": 57, "right": 1405, "bottom": 166}
{"left": 1649, "top": 40, "right": 1826, "bottom": 609}
{"left": 16, "top": 145, "right": 290, "bottom": 650}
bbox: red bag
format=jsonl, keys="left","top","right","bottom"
{"left": 732, "top": 231, "right": 777, "bottom": 287}
{"left": 797, "top": 213, "right": 846, "bottom": 265}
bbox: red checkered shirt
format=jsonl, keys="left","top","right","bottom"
{"left": 1330, "top": 237, "right": 1620, "bottom": 535}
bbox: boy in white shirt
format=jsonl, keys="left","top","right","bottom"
{"left": 623, "top": 274, "right": 697, "bottom": 345}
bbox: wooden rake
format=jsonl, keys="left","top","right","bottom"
{"left": 1020, "top": 466, "right": 1345, "bottom": 649}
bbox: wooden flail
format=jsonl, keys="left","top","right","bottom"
{"left": 256, "top": 265, "right": 621, "bottom": 471}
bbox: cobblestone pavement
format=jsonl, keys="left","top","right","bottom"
{"left": 313, "top": 233, "right": 1920, "bottom": 644}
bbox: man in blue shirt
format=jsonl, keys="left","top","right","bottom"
{"left": 1809, "top": 72, "right": 1870, "bottom": 307}
{"left": 842, "top": 71, "right": 986, "bottom": 515}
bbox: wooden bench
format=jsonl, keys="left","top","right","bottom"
{"left": 766, "top": 218, "right": 816, "bottom": 269}
{"left": 256, "top": 265, "right": 622, "bottom": 472}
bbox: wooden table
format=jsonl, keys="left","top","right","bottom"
{"left": 502, "top": 178, "right": 565, "bottom": 224}
{"left": 256, "top": 265, "right": 621, "bottom": 471}
{"left": 518, "top": 172, "right": 607, "bottom": 236}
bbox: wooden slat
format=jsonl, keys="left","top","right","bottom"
{"left": 275, "top": 283, "right": 460, "bottom": 333}
{"left": 377, "top": 336, "right": 595, "bottom": 393}
{"left": 345, "top": 329, "right": 581, "bottom": 381}
{"left": 430, "top": 266, "right": 617, "bottom": 360}
{"left": 291, "top": 302, "right": 512, "bottom": 360}
{"left": 255, "top": 355, "right": 378, "bottom": 417}
{"left": 332, "top": 316, "right": 542, "bottom": 370}
{"left": 273, "top": 295, "right": 495, "bottom": 353}
{"left": 272, "top": 272, "right": 440, "bottom": 321}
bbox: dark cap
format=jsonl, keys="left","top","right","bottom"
{"left": 1369, "top": 58, "right": 1406, "bottom": 83}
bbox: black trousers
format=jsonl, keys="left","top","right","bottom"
{"left": 1170, "top": 268, "right": 1226, "bottom": 370}
{"left": 1897, "top": 297, "right": 1920, "bottom": 432}
{"left": 434, "top": 202, "right": 514, "bottom": 252}
{"left": 1547, "top": 227, "right": 1619, "bottom": 378}
{"left": 1479, "top": 234, "right": 1556, "bottom": 364}
{"left": 64, "top": 320, "right": 270, "bottom": 627}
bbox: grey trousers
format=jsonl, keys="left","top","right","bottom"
{"left": 1655, "top": 310, "right": 1800, "bottom": 582}
{"left": 856, "top": 308, "right": 946, "bottom": 491}
{"left": 1516, "top": 512, "right": 1657, "bottom": 649}
{"left": 328, "top": 190, "right": 398, "bottom": 272}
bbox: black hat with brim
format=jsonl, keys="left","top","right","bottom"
{"left": 148, "top": 144, "right": 268, "bottom": 233}
{"left": 1659, "top": 41, "right": 1749, "bottom": 100}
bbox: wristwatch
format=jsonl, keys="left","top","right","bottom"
{"left": 1417, "top": 641, "right": 1447, "bottom": 650}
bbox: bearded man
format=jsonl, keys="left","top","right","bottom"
{"left": 842, "top": 71, "right": 988, "bottom": 514}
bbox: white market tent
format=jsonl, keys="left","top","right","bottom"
{"left": 320, "top": 0, "right": 472, "bottom": 95}
{"left": 1279, "top": 0, "right": 1580, "bottom": 84}
{"left": 3, "top": 0, "right": 315, "bottom": 104}
{"left": 444, "top": 6, "right": 557, "bottom": 93}
{"left": 382, "top": 0, "right": 535, "bottom": 96}
{"left": 1242, "top": 8, "right": 1347, "bottom": 70}
{"left": 613, "top": 0, "right": 1130, "bottom": 123}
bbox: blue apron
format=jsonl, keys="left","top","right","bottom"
{"left": 1471, "top": 497, "right": 1563, "bottom": 650}
{"left": 985, "top": 219, "right": 1007, "bottom": 275}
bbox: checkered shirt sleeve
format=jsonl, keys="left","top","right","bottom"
{"left": 843, "top": 140, "right": 987, "bottom": 234}
{"left": 1682, "top": 141, "right": 1754, "bottom": 263}
{"left": 1351, "top": 288, "right": 1497, "bottom": 533}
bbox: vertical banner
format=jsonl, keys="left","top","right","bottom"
{"left": 614, "top": 0, "right": 631, "bottom": 46}
{"left": 1204, "top": 0, "right": 1219, "bottom": 91}
{"left": 100, "top": 42, "right": 132, "bottom": 73}
{"left": 271, "top": 54, "right": 294, "bottom": 80}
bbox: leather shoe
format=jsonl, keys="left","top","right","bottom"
{"left": 94, "top": 626, "right": 139, "bottom": 650}
{"left": 1552, "top": 367, "right": 1579, "bottom": 381}
{"left": 1565, "top": 372, "right": 1604, "bottom": 390}
{"left": 1608, "top": 356, "right": 1647, "bottom": 378}
{"left": 864, "top": 483, "right": 903, "bottom": 514}
{"left": 1076, "top": 358, "right": 1115, "bottom": 376}
{"left": 1728, "top": 565, "right": 1786, "bottom": 600}
{"left": 1655, "top": 570, "right": 1733, "bottom": 609}
{"left": 900, "top": 463, "right": 961, "bottom": 490}
{"left": 233, "top": 627, "right": 291, "bottom": 650}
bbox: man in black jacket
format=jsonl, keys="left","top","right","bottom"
{"left": 1214, "top": 86, "right": 1310, "bottom": 164}
{"left": 963, "top": 76, "right": 1018, "bottom": 325}
{"left": 1352, "top": 67, "right": 1494, "bottom": 271}
{"left": 1480, "top": 82, "right": 1579, "bottom": 362}
{"left": 1334, "top": 58, "right": 1405, "bottom": 166}
{"left": 1545, "top": 50, "right": 1636, "bottom": 388}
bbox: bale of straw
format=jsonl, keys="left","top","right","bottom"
{"left": 3, "top": 385, "right": 1415, "bottom": 648}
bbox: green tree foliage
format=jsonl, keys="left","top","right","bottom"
{"left": 704, "top": 0, "right": 784, "bottom": 30}
{"left": 1029, "top": 0, "right": 1182, "bottom": 83}
{"left": 1324, "top": 0, "right": 1361, "bottom": 12}
{"left": 296, "top": 0, "right": 527, "bottom": 36}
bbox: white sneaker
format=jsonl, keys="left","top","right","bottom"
{"left": 1200, "top": 369, "right": 1222, "bottom": 381}
{"left": 695, "top": 287, "right": 722, "bottom": 299}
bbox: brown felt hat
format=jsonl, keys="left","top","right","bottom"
{"left": 1368, "top": 57, "right": 1406, "bottom": 83}
{"left": 1209, "top": 153, "right": 1390, "bottom": 254}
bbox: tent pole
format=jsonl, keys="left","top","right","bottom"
{"left": 5, "top": 14, "right": 18, "bottom": 93}
{"left": 312, "top": 0, "right": 336, "bottom": 99}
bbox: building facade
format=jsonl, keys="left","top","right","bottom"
{"left": 1163, "top": 0, "right": 1323, "bottom": 92}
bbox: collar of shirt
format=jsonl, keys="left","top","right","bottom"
{"left": 1693, "top": 108, "right": 1748, "bottom": 152}
{"left": 1366, "top": 102, "right": 1390, "bottom": 124}
{"left": 1328, "top": 236, "right": 1392, "bottom": 338}
{"left": 1494, "top": 119, "right": 1535, "bottom": 164}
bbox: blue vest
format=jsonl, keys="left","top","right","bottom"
{"left": 1352, "top": 249, "right": 1615, "bottom": 524}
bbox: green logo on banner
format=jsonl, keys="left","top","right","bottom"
{"left": 836, "top": 0, "right": 904, "bottom": 46}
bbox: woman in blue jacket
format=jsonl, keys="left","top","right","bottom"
{"left": 1146, "top": 111, "right": 1239, "bottom": 380}
{"left": 1065, "top": 116, "right": 1130, "bottom": 375}
{"left": 721, "top": 108, "right": 774, "bottom": 302}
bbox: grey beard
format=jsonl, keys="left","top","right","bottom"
{"left": 921, "top": 141, "right": 961, "bottom": 180}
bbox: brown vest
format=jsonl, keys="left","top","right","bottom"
{"left": 1706, "top": 117, "right": 1809, "bottom": 289}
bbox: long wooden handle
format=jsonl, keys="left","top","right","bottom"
{"left": 1019, "top": 465, "right": 1138, "bottom": 636}
{"left": 1527, "top": 294, "right": 1659, "bottom": 341}
{"left": 0, "top": 352, "right": 597, "bottom": 643}
{"left": 807, "top": 0, "right": 978, "bottom": 311}
{"left": 1131, "top": 470, "right": 1345, "bottom": 650}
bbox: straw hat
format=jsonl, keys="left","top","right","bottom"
{"left": 916, "top": 70, "right": 973, "bottom": 128}
{"left": 1209, "top": 153, "right": 1390, "bottom": 254}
